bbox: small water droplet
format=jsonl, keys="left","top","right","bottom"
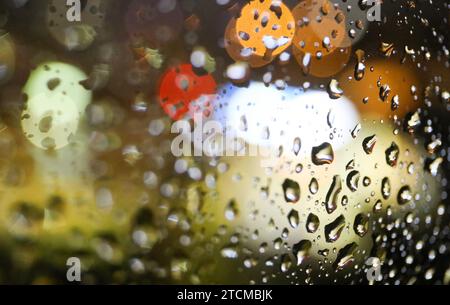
{"left": 379, "top": 84, "right": 391, "bottom": 102}
{"left": 293, "top": 137, "right": 301, "bottom": 156}
{"left": 295, "top": 163, "right": 303, "bottom": 173}
{"left": 351, "top": 123, "right": 362, "bottom": 139}
{"left": 341, "top": 195, "right": 349, "bottom": 206}
{"left": 391, "top": 94, "right": 399, "bottom": 110}
{"left": 354, "top": 62, "right": 365, "bottom": 80}
{"left": 373, "top": 199, "right": 383, "bottom": 212}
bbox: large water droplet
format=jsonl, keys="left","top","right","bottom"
{"left": 385, "top": 142, "right": 399, "bottom": 167}
{"left": 325, "top": 214, "right": 346, "bottom": 243}
{"left": 280, "top": 254, "right": 293, "bottom": 273}
{"left": 293, "top": 240, "right": 312, "bottom": 265}
{"left": 306, "top": 213, "right": 320, "bottom": 233}
{"left": 354, "top": 213, "right": 369, "bottom": 237}
{"left": 381, "top": 177, "right": 391, "bottom": 200}
{"left": 397, "top": 186, "right": 412, "bottom": 205}
{"left": 362, "top": 134, "right": 377, "bottom": 154}
{"left": 312, "top": 142, "right": 334, "bottom": 165}
{"left": 333, "top": 242, "right": 358, "bottom": 270}
{"left": 324, "top": 175, "right": 342, "bottom": 214}
{"left": 287, "top": 209, "right": 300, "bottom": 229}
{"left": 346, "top": 170, "right": 360, "bottom": 192}
{"left": 308, "top": 178, "right": 319, "bottom": 195}
{"left": 282, "top": 179, "right": 301, "bottom": 203}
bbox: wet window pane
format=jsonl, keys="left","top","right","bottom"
{"left": 0, "top": 0, "right": 448, "bottom": 285}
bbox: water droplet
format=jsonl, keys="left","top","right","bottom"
{"left": 293, "top": 137, "right": 301, "bottom": 156}
{"left": 333, "top": 242, "right": 358, "bottom": 270}
{"left": 282, "top": 179, "right": 301, "bottom": 203}
{"left": 312, "top": 142, "right": 334, "bottom": 165}
{"left": 346, "top": 159, "right": 355, "bottom": 170}
{"left": 324, "top": 175, "right": 342, "bottom": 214}
{"left": 397, "top": 186, "right": 412, "bottom": 205}
{"left": 406, "top": 111, "right": 421, "bottom": 133}
{"left": 341, "top": 195, "right": 349, "bottom": 206}
{"left": 362, "top": 176, "right": 371, "bottom": 187}
{"left": 239, "top": 115, "right": 248, "bottom": 131}
{"left": 309, "top": 178, "right": 319, "bottom": 194}
{"left": 428, "top": 157, "right": 443, "bottom": 176}
{"left": 381, "top": 177, "right": 391, "bottom": 200}
{"left": 327, "top": 79, "right": 344, "bottom": 99}
{"left": 379, "top": 84, "right": 391, "bottom": 102}
{"left": 225, "top": 199, "right": 239, "bottom": 221}
{"left": 426, "top": 139, "right": 442, "bottom": 154}
{"left": 362, "top": 134, "right": 377, "bottom": 154}
{"left": 385, "top": 142, "right": 400, "bottom": 167}
{"left": 380, "top": 42, "right": 394, "bottom": 57}
{"left": 391, "top": 94, "right": 399, "bottom": 110}
{"left": 280, "top": 254, "right": 293, "bottom": 272}
{"left": 293, "top": 240, "right": 312, "bottom": 265}
{"left": 325, "top": 215, "right": 346, "bottom": 243}
{"left": 273, "top": 237, "right": 282, "bottom": 250}
{"left": 221, "top": 245, "right": 238, "bottom": 259}
{"left": 306, "top": 213, "right": 320, "bottom": 233}
{"left": 351, "top": 123, "right": 362, "bottom": 139}
{"left": 354, "top": 62, "right": 365, "bottom": 80}
{"left": 287, "top": 209, "right": 299, "bottom": 229}
{"left": 327, "top": 109, "right": 335, "bottom": 128}
{"left": 373, "top": 199, "right": 383, "bottom": 212}
{"left": 295, "top": 163, "right": 303, "bottom": 173}
{"left": 354, "top": 213, "right": 369, "bottom": 237}
{"left": 346, "top": 170, "right": 360, "bottom": 192}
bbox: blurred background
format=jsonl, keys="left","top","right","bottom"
{"left": 0, "top": 0, "right": 448, "bottom": 284}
